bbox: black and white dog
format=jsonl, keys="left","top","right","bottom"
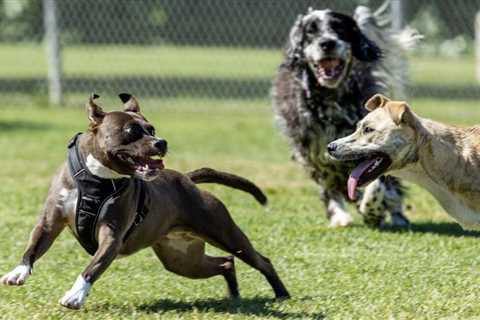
{"left": 272, "top": 6, "right": 421, "bottom": 227}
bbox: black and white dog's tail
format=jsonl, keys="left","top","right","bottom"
{"left": 354, "top": 2, "right": 423, "bottom": 99}
{"left": 187, "top": 167, "right": 268, "bottom": 206}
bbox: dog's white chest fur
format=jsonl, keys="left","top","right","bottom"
{"left": 58, "top": 187, "right": 78, "bottom": 224}
{"left": 395, "top": 166, "right": 480, "bottom": 230}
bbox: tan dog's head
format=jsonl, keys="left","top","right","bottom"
{"left": 327, "top": 94, "right": 419, "bottom": 200}
{"left": 85, "top": 93, "right": 168, "bottom": 181}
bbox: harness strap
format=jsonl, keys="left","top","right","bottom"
{"left": 123, "top": 180, "right": 148, "bottom": 241}
{"left": 67, "top": 133, "right": 148, "bottom": 255}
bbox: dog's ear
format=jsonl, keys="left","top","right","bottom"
{"left": 365, "top": 94, "right": 390, "bottom": 111}
{"left": 351, "top": 26, "right": 382, "bottom": 62}
{"left": 284, "top": 14, "right": 305, "bottom": 69}
{"left": 119, "top": 93, "right": 141, "bottom": 113}
{"left": 86, "top": 93, "right": 105, "bottom": 124}
{"left": 386, "top": 102, "right": 416, "bottom": 127}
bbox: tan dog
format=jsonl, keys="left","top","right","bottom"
{"left": 1, "top": 94, "right": 289, "bottom": 309}
{"left": 328, "top": 93, "right": 480, "bottom": 230}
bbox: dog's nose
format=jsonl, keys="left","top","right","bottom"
{"left": 154, "top": 139, "right": 168, "bottom": 153}
{"left": 320, "top": 39, "right": 337, "bottom": 51}
{"left": 327, "top": 142, "right": 337, "bottom": 154}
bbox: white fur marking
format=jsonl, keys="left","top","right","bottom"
{"left": 359, "top": 179, "right": 385, "bottom": 213}
{"left": 305, "top": 9, "right": 329, "bottom": 21}
{"left": 61, "top": 188, "right": 78, "bottom": 221}
{"left": 328, "top": 200, "right": 353, "bottom": 228}
{"left": 166, "top": 232, "right": 196, "bottom": 254}
{"left": 1, "top": 265, "right": 31, "bottom": 285}
{"left": 85, "top": 154, "right": 129, "bottom": 179}
{"left": 59, "top": 275, "right": 91, "bottom": 309}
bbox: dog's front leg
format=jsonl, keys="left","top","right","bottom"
{"left": 60, "top": 225, "right": 122, "bottom": 309}
{"left": 1, "top": 198, "right": 66, "bottom": 286}
{"left": 326, "top": 194, "right": 353, "bottom": 227}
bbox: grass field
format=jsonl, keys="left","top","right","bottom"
{"left": 0, "top": 44, "right": 476, "bottom": 86}
{"left": 1, "top": 96, "right": 480, "bottom": 319}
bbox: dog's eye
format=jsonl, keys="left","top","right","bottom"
{"left": 306, "top": 21, "right": 319, "bottom": 34}
{"left": 145, "top": 126, "right": 155, "bottom": 136}
{"left": 363, "top": 126, "right": 375, "bottom": 134}
{"left": 126, "top": 124, "right": 144, "bottom": 141}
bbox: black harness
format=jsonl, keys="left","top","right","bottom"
{"left": 67, "top": 133, "right": 148, "bottom": 255}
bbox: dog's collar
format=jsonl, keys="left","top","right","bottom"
{"left": 67, "top": 133, "right": 129, "bottom": 191}
{"left": 67, "top": 133, "right": 147, "bottom": 255}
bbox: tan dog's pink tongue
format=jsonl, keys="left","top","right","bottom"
{"left": 347, "top": 158, "right": 377, "bottom": 200}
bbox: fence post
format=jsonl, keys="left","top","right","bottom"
{"left": 391, "top": 0, "right": 404, "bottom": 31}
{"left": 43, "top": 0, "right": 63, "bottom": 106}
{"left": 390, "top": 0, "right": 406, "bottom": 98}
{"left": 476, "top": 11, "right": 480, "bottom": 83}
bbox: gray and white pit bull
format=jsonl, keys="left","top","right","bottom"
{"left": 1, "top": 94, "right": 289, "bottom": 309}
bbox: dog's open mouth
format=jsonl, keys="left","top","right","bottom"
{"left": 347, "top": 153, "right": 391, "bottom": 200}
{"left": 312, "top": 58, "right": 346, "bottom": 81}
{"left": 117, "top": 153, "right": 165, "bottom": 177}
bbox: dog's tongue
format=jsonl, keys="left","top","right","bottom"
{"left": 347, "top": 158, "right": 377, "bottom": 200}
{"left": 318, "top": 58, "right": 343, "bottom": 78}
{"left": 147, "top": 158, "right": 164, "bottom": 170}
{"left": 320, "top": 58, "right": 340, "bottom": 69}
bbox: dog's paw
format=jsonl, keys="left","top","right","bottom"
{"left": 391, "top": 212, "right": 411, "bottom": 228}
{"left": 1, "top": 265, "right": 31, "bottom": 286}
{"left": 328, "top": 210, "right": 353, "bottom": 228}
{"left": 59, "top": 275, "right": 91, "bottom": 310}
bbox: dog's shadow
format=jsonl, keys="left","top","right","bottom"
{"left": 137, "top": 296, "right": 325, "bottom": 319}
{"left": 382, "top": 221, "right": 480, "bottom": 238}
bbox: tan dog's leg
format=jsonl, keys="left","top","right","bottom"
{"left": 59, "top": 225, "right": 122, "bottom": 309}
{"left": 153, "top": 237, "right": 239, "bottom": 297}
{"left": 1, "top": 197, "right": 66, "bottom": 285}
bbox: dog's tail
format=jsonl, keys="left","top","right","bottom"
{"left": 354, "top": 3, "right": 423, "bottom": 100}
{"left": 186, "top": 167, "right": 268, "bottom": 206}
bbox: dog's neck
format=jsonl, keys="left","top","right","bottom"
{"left": 79, "top": 133, "right": 130, "bottom": 180}
{"left": 85, "top": 154, "right": 129, "bottom": 179}
{"left": 392, "top": 118, "right": 480, "bottom": 229}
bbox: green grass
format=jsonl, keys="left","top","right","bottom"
{"left": 1, "top": 97, "right": 480, "bottom": 319}
{"left": 1, "top": 43, "right": 477, "bottom": 87}
{"left": 410, "top": 56, "right": 476, "bottom": 86}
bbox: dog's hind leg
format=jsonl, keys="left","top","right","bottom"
{"left": 153, "top": 237, "right": 239, "bottom": 298}
{"left": 194, "top": 194, "right": 290, "bottom": 299}
{"left": 1, "top": 192, "right": 66, "bottom": 286}
{"left": 210, "top": 227, "right": 290, "bottom": 299}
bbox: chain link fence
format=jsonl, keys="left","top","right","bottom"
{"left": 1, "top": 0, "right": 479, "bottom": 105}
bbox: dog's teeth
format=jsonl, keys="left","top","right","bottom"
{"left": 367, "top": 158, "right": 383, "bottom": 173}
{"left": 150, "top": 155, "right": 162, "bottom": 160}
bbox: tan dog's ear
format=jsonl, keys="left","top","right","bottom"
{"left": 86, "top": 93, "right": 105, "bottom": 124}
{"left": 365, "top": 94, "right": 391, "bottom": 111}
{"left": 386, "top": 101, "right": 416, "bottom": 127}
{"left": 119, "top": 93, "right": 141, "bottom": 113}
